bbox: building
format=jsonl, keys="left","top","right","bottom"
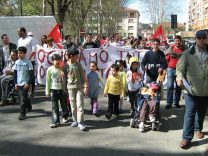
{"left": 84, "top": 7, "right": 140, "bottom": 38}
{"left": 189, "top": 0, "right": 208, "bottom": 30}
{"left": 117, "top": 8, "right": 140, "bottom": 38}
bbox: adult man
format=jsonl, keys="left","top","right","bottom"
{"left": 0, "top": 34, "right": 17, "bottom": 71}
{"left": 62, "top": 35, "right": 74, "bottom": 49}
{"left": 141, "top": 38, "right": 168, "bottom": 84}
{"left": 0, "top": 49, "right": 18, "bottom": 106}
{"left": 165, "top": 35, "right": 186, "bottom": 109}
{"left": 176, "top": 30, "right": 208, "bottom": 149}
{"left": 83, "top": 33, "right": 99, "bottom": 49}
{"left": 17, "top": 27, "right": 36, "bottom": 98}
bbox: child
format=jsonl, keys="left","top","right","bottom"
{"left": 45, "top": 54, "right": 69, "bottom": 128}
{"left": 115, "top": 60, "right": 126, "bottom": 113}
{"left": 138, "top": 82, "right": 160, "bottom": 132}
{"left": 126, "top": 57, "right": 143, "bottom": 117}
{"left": 63, "top": 47, "right": 88, "bottom": 131}
{"left": 60, "top": 51, "right": 72, "bottom": 117}
{"left": 14, "top": 46, "right": 33, "bottom": 120}
{"left": 0, "top": 49, "right": 18, "bottom": 106}
{"left": 104, "top": 64, "right": 124, "bottom": 119}
{"left": 125, "top": 54, "right": 132, "bottom": 71}
{"left": 87, "top": 61, "right": 105, "bottom": 116}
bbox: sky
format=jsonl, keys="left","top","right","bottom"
{"left": 127, "top": 0, "right": 189, "bottom": 24}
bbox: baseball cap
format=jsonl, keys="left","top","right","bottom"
{"left": 195, "top": 30, "right": 207, "bottom": 38}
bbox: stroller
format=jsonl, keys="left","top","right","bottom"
{"left": 130, "top": 81, "right": 161, "bottom": 132}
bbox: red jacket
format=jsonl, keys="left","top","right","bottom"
{"left": 165, "top": 45, "right": 184, "bottom": 69}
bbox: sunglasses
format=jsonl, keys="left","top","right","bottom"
{"left": 197, "top": 37, "right": 207, "bottom": 40}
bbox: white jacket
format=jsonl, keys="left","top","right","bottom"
{"left": 126, "top": 70, "right": 143, "bottom": 91}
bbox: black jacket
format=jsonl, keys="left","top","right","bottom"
{"left": 141, "top": 49, "right": 168, "bottom": 82}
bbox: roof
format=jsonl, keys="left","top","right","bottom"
{"left": 122, "top": 7, "right": 139, "bottom": 13}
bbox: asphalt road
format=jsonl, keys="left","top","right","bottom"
{"left": 0, "top": 86, "right": 207, "bottom": 156}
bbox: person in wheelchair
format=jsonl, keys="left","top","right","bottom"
{"left": 138, "top": 82, "right": 160, "bottom": 132}
{"left": 0, "top": 49, "right": 18, "bottom": 106}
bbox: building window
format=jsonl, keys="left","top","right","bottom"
{"left": 117, "top": 26, "right": 122, "bottom": 30}
{"left": 123, "top": 12, "right": 128, "bottom": 17}
{"left": 128, "top": 19, "right": 134, "bottom": 23}
{"left": 128, "top": 33, "right": 134, "bottom": 37}
{"left": 118, "top": 19, "right": 122, "bottom": 23}
{"left": 128, "top": 26, "right": 134, "bottom": 30}
{"left": 130, "top": 12, "right": 135, "bottom": 18}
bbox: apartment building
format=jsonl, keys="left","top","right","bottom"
{"left": 189, "top": 0, "right": 208, "bottom": 30}
{"left": 117, "top": 8, "right": 140, "bottom": 38}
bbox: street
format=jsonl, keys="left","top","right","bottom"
{"left": 0, "top": 86, "right": 207, "bottom": 156}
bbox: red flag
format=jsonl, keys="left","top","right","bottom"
{"left": 152, "top": 24, "right": 166, "bottom": 41}
{"left": 48, "top": 24, "right": 62, "bottom": 49}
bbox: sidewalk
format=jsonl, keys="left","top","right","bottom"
{"left": 0, "top": 86, "right": 207, "bottom": 156}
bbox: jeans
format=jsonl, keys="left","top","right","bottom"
{"left": 182, "top": 94, "right": 208, "bottom": 141}
{"left": 166, "top": 68, "right": 181, "bottom": 105}
{"left": 68, "top": 88, "right": 84, "bottom": 123}
{"left": 18, "top": 85, "right": 31, "bottom": 115}
{"left": 0, "top": 74, "right": 14, "bottom": 100}
{"left": 51, "top": 89, "right": 68, "bottom": 124}
{"left": 30, "top": 61, "right": 35, "bottom": 93}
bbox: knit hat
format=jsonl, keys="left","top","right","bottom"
{"left": 129, "top": 57, "right": 139, "bottom": 64}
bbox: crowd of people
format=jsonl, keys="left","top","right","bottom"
{"left": 0, "top": 27, "right": 207, "bottom": 150}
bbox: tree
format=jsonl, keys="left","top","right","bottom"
{"left": 85, "top": 0, "right": 129, "bottom": 36}
{"left": 0, "top": 0, "right": 42, "bottom": 16}
{"left": 137, "top": 0, "right": 182, "bottom": 24}
{"left": 64, "top": 0, "right": 94, "bottom": 36}
{"left": 47, "top": 0, "right": 72, "bottom": 35}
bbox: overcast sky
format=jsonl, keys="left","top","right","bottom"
{"left": 127, "top": 0, "right": 189, "bottom": 24}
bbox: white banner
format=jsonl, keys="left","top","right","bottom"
{"left": 35, "top": 45, "right": 149, "bottom": 85}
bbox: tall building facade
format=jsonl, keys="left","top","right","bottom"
{"left": 189, "top": 0, "right": 208, "bottom": 30}
{"left": 117, "top": 8, "right": 140, "bottom": 38}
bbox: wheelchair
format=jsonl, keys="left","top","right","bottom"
{"left": 7, "top": 79, "right": 19, "bottom": 105}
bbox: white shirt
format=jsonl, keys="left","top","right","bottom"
{"left": 2, "top": 45, "right": 10, "bottom": 64}
{"left": 18, "top": 36, "right": 37, "bottom": 61}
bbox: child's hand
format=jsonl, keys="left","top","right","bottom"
{"left": 84, "top": 87, "right": 88, "bottom": 96}
{"left": 60, "top": 71, "right": 65, "bottom": 79}
{"left": 15, "top": 85, "right": 18, "bottom": 91}
{"left": 24, "top": 84, "right": 29, "bottom": 90}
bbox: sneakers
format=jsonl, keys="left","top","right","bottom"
{"left": 151, "top": 121, "right": 159, "bottom": 131}
{"left": 18, "top": 114, "right": 26, "bottom": 120}
{"left": 70, "top": 121, "right": 78, "bottom": 127}
{"left": 50, "top": 123, "right": 59, "bottom": 128}
{"left": 0, "top": 99, "right": 9, "bottom": 106}
{"left": 105, "top": 113, "right": 111, "bottom": 120}
{"left": 78, "top": 123, "right": 86, "bottom": 131}
{"left": 93, "top": 112, "right": 99, "bottom": 117}
{"left": 139, "top": 122, "right": 144, "bottom": 132}
{"left": 62, "top": 118, "right": 68, "bottom": 123}
{"left": 179, "top": 139, "right": 191, "bottom": 149}
{"left": 195, "top": 131, "right": 204, "bottom": 139}
{"left": 174, "top": 104, "right": 181, "bottom": 108}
